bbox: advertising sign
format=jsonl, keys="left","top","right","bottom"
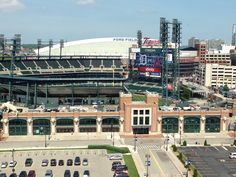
{"left": 132, "top": 48, "right": 174, "bottom": 79}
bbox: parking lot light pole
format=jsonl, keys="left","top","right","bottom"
{"left": 12, "top": 148, "right": 15, "bottom": 173}
{"left": 185, "top": 159, "right": 191, "bottom": 177}
{"left": 145, "top": 154, "right": 151, "bottom": 177}
{"left": 234, "top": 123, "right": 236, "bottom": 143}
{"left": 134, "top": 134, "right": 137, "bottom": 152}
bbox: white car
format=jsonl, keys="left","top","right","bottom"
{"left": 9, "top": 160, "right": 17, "bottom": 167}
{"left": 109, "top": 154, "right": 123, "bottom": 160}
{"left": 42, "top": 159, "right": 49, "bottom": 167}
{"left": 82, "top": 158, "right": 88, "bottom": 166}
{"left": 1, "top": 162, "right": 8, "bottom": 168}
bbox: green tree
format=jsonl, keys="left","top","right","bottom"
{"left": 183, "top": 140, "right": 187, "bottom": 146}
{"left": 223, "top": 85, "right": 229, "bottom": 92}
{"left": 193, "top": 169, "right": 198, "bottom": 177}
{"left": 204, "top": 139, "right": 208, "bottom": 146}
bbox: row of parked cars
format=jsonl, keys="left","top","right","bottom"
{"left": 109, "top": 154, "right": 129, "bottom": 177}
{"left": 0, "top": 156, "right": 90, "bottom": 177}
{"left": 0, "top": 169, "right": 90, "bottom": 177}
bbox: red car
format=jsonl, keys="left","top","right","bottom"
{"left": 27, "top": 170, "right": 36, "bottom": 177}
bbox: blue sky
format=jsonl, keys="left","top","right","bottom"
{"left": 0, "top": 0, "right": 235, "bottom": 45}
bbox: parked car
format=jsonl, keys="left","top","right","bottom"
{"left": 1, "top": 162, "right": 8, "bottom": 168}
{"left": 229, "top": 152, "right": 236, "bottom": 159}
{"left": 0, "top": 173, "right": 6, "bottom": 177}
{"left": 9, "top": 173, "right": 17, "bottom": 177}
{"left": 115, "top": 165, "right": 128, "bottom": 171}
{"left": 109, "top": 154, "right": 123, "bottom": 160}
{"left": 82, "top": 158, "right": 88, "bottom": 166}
{"left": 25, "top": 158, "right": 33, "bottom": 167}
{"left": 73, "top": 171, "right": 79, "bottom": 177}
{"left": 64, "top": 170, "right": 71, "bottom": 177}
{"left": 27, "top": 170, "right": 36, "bottom": 177}
{"left": 42, "top": 159, "right": 49, "bottom": 167}
{"left": 59, "top": 160, "right": 64, "bottom": 166}
{"left": 113, "top": 172, "right": 129, "bottom": 177}
{"left": 50, "top": 159, "right": 57, "bottom": 166}
{"left": 45, "top": 169, "right": 53, "bottom": 177}
{"left": 67, "top": 159, "right": 73, "bottom": 166}
{"left": 9, "top": 160, "right": 17, "bottom": 167}
{"left": 19, "top": 171, "right": 27, "bottom": 177}
{"left": 112, "top": 161, "right": 122, "bottom": 170}
{"left": 74, "top": 157, "right": 81, "bottom": 166}
{"left": 83, "top": 170, "right": 90, "bottom": 177}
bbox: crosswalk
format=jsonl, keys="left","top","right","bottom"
{"left": 137, "top": 143, "right": 162, "bottom": 151}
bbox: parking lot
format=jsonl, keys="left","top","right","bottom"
{"left": 179, "top": 146, "right": 236, "bottom": 177}
{"left": 0, "top": 149, "right": 122, "bottom": 177}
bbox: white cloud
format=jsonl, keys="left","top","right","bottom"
{"left": 0, "top": 0, "right": 24, "bottom": 12}
{"left": 76, "top": 0, "right": 96, "bottom": 5}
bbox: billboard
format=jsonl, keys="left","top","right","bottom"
{"left": 132, "top": 48, "right": 174, "bottom": 79}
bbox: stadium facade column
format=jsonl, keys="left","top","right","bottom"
{"left": 27, "top": 117, "right": 33, "bottom": 135}
{"left": 96, "top": 116, "right": 102, "bottom": 133}
{"left": 157, "top": 117, "right": 162, "bottom": 133}
{"left": 50, "top": 117, "right": 56, "bottom": 135}
{"left": 221, "top": 116, "right": 228, "bottom": 132}
{"left": 73, "top": 117, "right": 79, "bottom": 133}
{"left": 200, "top": 116, "right": 206, "bottom": 133}
{"left": 119, "top": 117, "right": 124, "bottom": 133}
{"left": 178, "top": 116, "right": 184, "bottom": 134}
{"left": 2, "top": 118, "right": 9, "bottom": 136}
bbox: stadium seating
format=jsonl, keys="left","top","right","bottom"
{"left": 0, "top": 57, "right": 125, "bottom": 79}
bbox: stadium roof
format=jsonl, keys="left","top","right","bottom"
{"left": 38, "top": 37, "right": 138, "bottom": 58}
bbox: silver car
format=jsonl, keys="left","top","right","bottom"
{"left": 45, "top": 169, "right": 53, "bottom": 177}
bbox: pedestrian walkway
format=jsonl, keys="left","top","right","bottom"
{"left": 137, "top": 143, "right": 162, "bottom": 151}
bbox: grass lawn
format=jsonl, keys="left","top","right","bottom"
{"left": 124, "top": 155, "right": 139, "bottom": 177}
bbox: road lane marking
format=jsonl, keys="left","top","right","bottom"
{"left": 149, "top": 149, "right": 166, "bottom": 177}
{"left": 222, "top": 146, "right": 228, "bottom": 151}
{"left": 214, "top": 147, "right": 219, "bottom": 151}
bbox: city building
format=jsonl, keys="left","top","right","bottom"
{"left": 188, "top": 37, "right": 200, "bottom": 48}
{"left": 232, "top": 24, "right": 236, "bottom": 46}
{"left": 195, "top": 41, "right": 207, "bottom": 63}
{"left": 179, "top": 47, "right": 200, "bottom": 77}
{"left": 196, "top": 63, "right": 236, "bottom": 88}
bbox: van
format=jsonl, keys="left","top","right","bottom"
{"left": 229, "top": 152, "right": 236, "bottom": 159}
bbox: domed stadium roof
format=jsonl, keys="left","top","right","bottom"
{"left": 38, "top": 37, "right": 138, "bottom": 58}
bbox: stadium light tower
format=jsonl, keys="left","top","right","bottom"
{"left": 49, "top": 39, "right": 53, "bottom": 59}
{"left": 0, "top": 34, "right": 5, "bottom": 60}
{"left": 137, "top": 30, "right": 142, "bottom": 48}
{"left": 60, "top": 39, "right": 64, "bottom": 59}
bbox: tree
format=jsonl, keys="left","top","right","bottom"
{"left": 193, "top": 169, "right": 198, "bottom": 177}
{"left": 204, "top": 139, "right": 208, "bottom": 146}
{"left": 223, "top": 85, "right": 229, "bottom": 92}
{"left": 183, "top": 140, "right": 187, "bottom": 146}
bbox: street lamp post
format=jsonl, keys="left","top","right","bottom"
{"left": 185, "top": 159, "right": 191, "bottom": 177}
{"left": 234, "top": 123, "right": 236, "bottom": 144}
{"left": 40, "top": 126, "right": 47, "bottom": 148}
{"left": 12, "top": 148, "right": 15, "bottom": 173}
{"left": 145, "top": 154, "right": 151, "bottom": 177}
{"left": 110, "top": 122, "right": 114, "bottom": 146}
{"left": 179, "top": 126, "right": 182, "bottom": 145}
{"left": 134, "top": 134, "right": 137, "bottom": 152}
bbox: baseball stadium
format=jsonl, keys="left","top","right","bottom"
{"left": 0, "top": 37, "right": 232, "bottom": 137}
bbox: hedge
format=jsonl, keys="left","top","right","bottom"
{"left": 88, "top": 145, "right": 130, "bottom": 154}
